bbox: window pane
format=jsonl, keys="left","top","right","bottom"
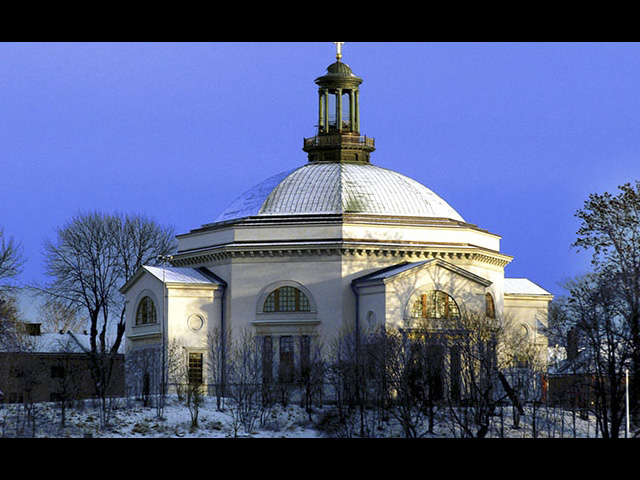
{"left": 298, "top": 292, "right": 310, "bottom": 311}
{"left": 279, "top": 286, "right": 296, "bottom": 311}
{"left": 188, "top": 352, "right": 203, "bottom": 385}
{"left": 263, "top": 286, "right": 311, "bottom": 312}
{"left": 136, "top": 296, "right": 157, "bottom": 325}
{"left": 264, "top": 291, "right": 276, "bottom": 312}
{"left": 410, "top": 291, "right": 460, "bottom": 319}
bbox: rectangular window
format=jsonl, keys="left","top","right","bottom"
{"left": 51, "top": 365, "right": 65, "bottom": 379}
{"left": 450, "top": 345, "right": 461, "bottom": 403}
{"left": 301, "top": 335, "right": 311, "bottom": 380}
{"left": 279, "top": 336, "right": 294, "bottom": 383}
{"left": 263, "top": 336, "right": 273, "bottom": 383}
{"left": 188, "top": 352, "right": 203, "bottom": 385}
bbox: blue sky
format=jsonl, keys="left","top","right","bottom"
{"left": 2, "top": 42, "right": 640, "bottom": 318}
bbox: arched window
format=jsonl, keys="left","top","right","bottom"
{"left": 410, "top": 290, "right": 460, "bottom": 319}
{"left": 263, "top": 286, "right": 311, "bottom": 313}
{"left": 485, "top": 293, "right": 495, "bottom": 318}
{"left": 135, "top": 296, "right": 157, "bottom": 325}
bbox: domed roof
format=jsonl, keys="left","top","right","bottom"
{"left": 214, "top": 162, "right": 464, "bottom": 223}
{"left": 315, "top": 61, "right": 362, "bottom": 88}
{"left": 324, "top": 61, "right": 358, "bottom": 77}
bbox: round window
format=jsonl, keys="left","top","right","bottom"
{"left": 367, "top": 310, "right": 377, "bottom": 328}
{"left": 187, "top": 314, "right": 204, "bottom": 332}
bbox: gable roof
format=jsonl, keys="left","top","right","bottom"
{"left": 352, "top": 259, "right": 492, "bottom": 288}
{"left": 143, "top": 266, "right": 224, "bottom": 285}
{"left": 120, "top": 265, "right": 225, "bottom": 294}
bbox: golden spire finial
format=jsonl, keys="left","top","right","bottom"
{"left": 334, "top": 42, "right": 345, "bottom": 61}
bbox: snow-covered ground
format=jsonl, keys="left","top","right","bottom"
{"left": 0, "top": 395, "right": 609, "bottom": 438}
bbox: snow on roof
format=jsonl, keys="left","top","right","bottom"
{"left": 214, "top": 169, "right": 296, "bottom": 223}
{"left": 504, "top": 278, "right": 552, "bottom": 296}
{"left": 213, "top": 163, "right": 465, "bottom": 224}
{"left": 143, "top": 266, "right": 223, "bottom": 285}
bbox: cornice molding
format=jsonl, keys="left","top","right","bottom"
{"left": 181, "top": 213, "right": 498, "bottom": 238}
{"left": 171, "top": 241, "right": 513, "bottom": 268}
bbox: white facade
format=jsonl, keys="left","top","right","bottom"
{"left": 120, "top": 51, "right": 553, "bottom": 396}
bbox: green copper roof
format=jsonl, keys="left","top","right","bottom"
{"left": 315, "top": 61, "right": 362, "bottom": 87}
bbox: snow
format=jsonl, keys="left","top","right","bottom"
{"left": 0, "top": 394, "right": 606, "bottom": 438}
{"left": 504, "top": 278, "right": 553, "bottom": 296}
{"left": 211, "top": 163, "right": 465, "bottom": 225}
{"left": 143, "top": 266, "right": 222, "bottom": 286}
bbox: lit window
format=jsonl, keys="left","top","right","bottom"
{"left": 135, "top": 296, "right": 157, "bottom": 325}
{"left": 411, "top": 290, "right": 460, "bottom": 319}
{"left": 263, "top": 286, "right": 310, "bottom": 313}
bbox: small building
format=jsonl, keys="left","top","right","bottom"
{"left": 0, "top": 325, "right": 124, "bottom": 404}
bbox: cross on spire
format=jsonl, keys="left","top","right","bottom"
{"left": 334, "top": 42, "right": 345, "bottom": 61}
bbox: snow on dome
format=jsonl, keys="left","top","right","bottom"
{"left": 214, "top": 162, "right": 464, "bottom": 223}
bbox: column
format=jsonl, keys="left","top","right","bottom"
{"left": 336, "top": 88, "right": 342, "bottom": 132}
{"left": 318, "top": 90, "right": 325, "bottom": 132}
{"left": 323, "top": 89, "right": 329, "bottom": 132}
{"left": 349, "top": 90, "right": 355, "bottom": 132}
{"left": 355, "top": 90, "right": 360, "bottom": 134}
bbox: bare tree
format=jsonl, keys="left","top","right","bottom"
{"left": 50, "top": 340, "right": 84, "bottom": 431}
{"left": 0, "top": 228, "right": 24, "bottom": 288}
{"left": 0, "top": 295, "right": 20, "bottom": 352}
{"left": 226, "top": 328, "right": 265, "bottom": 436}
{"left": 206, "top": 325, "right": 231, "bottom": 411}
{"left": 443, "top": 311, "right": 520, "bottom": 438}
{"left": 38, "top": 298, "right": 85, "bottom": 334}
{"left": 41, "top": 211, "right": 176, "bottom": 422}
{"left": 555, "top": 273, "right": 631, "bottom": 438}
{"left": 0, "top": 228, "right": 25, "bottom": 351}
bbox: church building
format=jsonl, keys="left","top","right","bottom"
{"left": 120, "top": 43, "right": 553, "bottom": 397}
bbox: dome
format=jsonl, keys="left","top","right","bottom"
{"left": 315, "top": 61, "right": 362, "bottom": 89}
{"left": 323, "top": 61, "right": 359, "bottom": 78}
{"left": 214, "top": 162, "right": 465, "bottom": 223}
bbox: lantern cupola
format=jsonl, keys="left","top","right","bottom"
{"left": 303, "top": 42, "right": 375, "bottom": 164}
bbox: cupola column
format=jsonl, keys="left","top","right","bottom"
{"left": 336, "top": 88, "right": 343, "bottom": 132}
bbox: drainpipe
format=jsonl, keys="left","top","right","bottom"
{"left": 219, "top": 283, "right": 226, "bottom": 403}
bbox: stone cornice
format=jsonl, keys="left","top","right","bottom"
{"left": 180, "top": 213, "right": 499, "bottom": 239}
{"left": 171, "top": 240, "right": 512, "bottom": 268}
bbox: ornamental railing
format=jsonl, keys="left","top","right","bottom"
{"left": 303, "top": 134, "right": 375, "bottom": 149}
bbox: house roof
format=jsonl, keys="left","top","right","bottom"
{"left": 143, "top": 266, "right": 224, "bottom": 285}
{"left": 0, "top": 331, "right": 124, "bottom": 354}
{"left": 120, "top": 265, "right": 225, "bottom": 294}
{"left": 504, "top": 278, "right": 552, "bottom": 296}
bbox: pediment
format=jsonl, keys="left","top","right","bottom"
{"left": 353, "top": 258, "right": 492, "bottom": 290}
